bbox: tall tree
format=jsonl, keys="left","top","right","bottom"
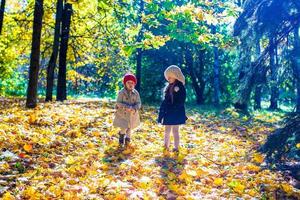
{"left": 26, "top": 0, "right": 44, "bottom": 108}
{"left": 0, "top": 0, "right": 5, "bottom": 34}
{"left": 269, "top": 37, "right": 279, "bottom": 110}
{"left": 235, "top": 0, "right": 245, "bottom": 7}
{"left": 46, "top": 0, "right": 63, "bottom": 102}
{"left": 293, "top": 22, "right": 300, "bottom": 112}
{"left": 57, "top": 3, "right": 72, "bottom": 101}
{"left": 234, "top": 38, "right": 253, "bottom": 111}
{"left": 254, "top": 37, "right": 263, "bottom": 110}
{"left": 186, "top": 47, "right": 206, "bottom": 105}
{"left": 135, "top": 0, "right": 144, "bottom": 92}
{"left": 234, "top": 0, "right": 300, "bottom": 111}
{"left": 185, "top": 46, "right": 203, "bottom": 104}
{"left": 212, "top": 25, "right": 221, "bottom": 106}
{"left": 196, "top": 49, "right": 206, "bottom": 104}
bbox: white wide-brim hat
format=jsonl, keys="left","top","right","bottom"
{"left": 164, "top": 65, "right": 185, "bottom": 85}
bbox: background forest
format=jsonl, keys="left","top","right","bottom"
{"left": 0, "top": 0, "right": 298, "bottom": 112}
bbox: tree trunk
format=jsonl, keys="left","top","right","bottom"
{"left": 213, "top": 46, "right": 221, "bottom": 106}
{"left": 234, "top": 39, "right": 253, "bottom": 111}
{"left": 135, "top": 0, "right": 144, "bottom": 93}
{"left": 45, "top": 0, "right": 63, "bottom": 102}
{"left": 269, "top": 37, "right": 279, "bottom": 110}
{"left": 57, "top": 3, "right": 72, "bottom": 101}
{"left": 236, "top": 0, "right": 244, "bottom": 7}
{"left": 196, "top": 49, "right": 206, "bottom": 104}
{"left": 212, "top": 26, "right": 221, "bottom": 106}
{"left": 254, "top": 37, "right": 262, "bottom": 110}
{"left": 26, "top": 0, "right": 44, "bottom": 108}
{"left": 0, "top": 0, "right": 5, "bottom": 34}
{"left": 254, "top": 86, "right": 262, "bottom": 109}
{"left": 136, "top": 48, "right": 142, "bottom": 92}
{"left": 293, "top": 23, "right": 300, "bottom": 112}
{"left": 185, "top": 46, "right": 204, "bottom": 104}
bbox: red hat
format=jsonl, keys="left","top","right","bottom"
{"left": 123, "top": 73, "right": 137, "bottom": 85}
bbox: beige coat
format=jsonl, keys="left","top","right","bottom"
{"left": 113, "top": 88, "right": 141, "bottom": 129}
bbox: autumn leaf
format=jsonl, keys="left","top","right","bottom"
{"left": 23, "top": 144, "right": 33, "bottom": 153}
{"left": 186, "top": 169, "right": 197, "bottom": 177}
{"left": 228, "top": 181, "right": 245, "bottom": 194}
{"left": 28, "top": 113, "right": 37, "bottom": 124}
{"left": 281, "top": 183, "right": 293, "bottom": 195}
{"left": 65, "top": 156, "right": 76, "bottom": 165}
{"left": 136, "top": 176, "right": 152, "bottom": 189}
{"left": 2, "top": 192, "right": 16, "bottom": 200}
{"left": 0, "top": 99, "right": 299, "bottom": 199}
{"left": 18, "top": 152, "right": 26, "bottom": 158}
{"left": 252, "top": 153, "right": 264, "bottom": 164}
{"left": 214, "top": 178, "right": 224, "bottom": 186}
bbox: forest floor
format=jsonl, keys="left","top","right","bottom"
{"left": 0, "top": 98, "right": 299, "bottom": 199}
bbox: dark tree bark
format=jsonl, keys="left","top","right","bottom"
{"left": 234, "top": 39, "right": 253, "bottom": 111}
{"left": 254, "top": 86, "right": 262, "bottom": 109}
{"left": 45, "top": 0, "right": 63, "bottom": 102}
{"left": 235, "top": 0, "right": 245, "bottom": 7}
{"left": 26, "top": 0, "right": 44, "bottom": 108}
{"left": 135, "top": 0, "right": 144, "bottom": 93}
{"left": 212, "top": 25, "right": 221, "bottom": 106}
{"left": 0, "top": 0, "right": 5, "bottom": 34}
{"left": 196, "top": 49, "right": 206, "bottom": 104}
{"left": 269, "top": 37, "right": 279, "bottom": 110}
{"left": 254, "top": 37, "right": 262, "bottom": 110}
{"left": 213, "top": 46, "right": 221, "bottom": 105}
{"left": 293, "top": 23, "right": 300, "bottom": 112}
{"left": 57, "top": 3, "right": 72, "bottom": 101}
{"left": 136, "top": 48, "right": 142, "bottom": 92}
{"left": 185, "top": 46, "right": 204, "bottom": 104}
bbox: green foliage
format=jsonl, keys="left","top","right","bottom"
{"left": 0, "top": 71, "right": 27, "bottom": 97}
{"left": 0, "top": 0, "right": 297, "bottom": 110}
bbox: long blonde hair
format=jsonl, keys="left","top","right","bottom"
{"left": 164, "top": 80, "right": 179, "bottom": 103}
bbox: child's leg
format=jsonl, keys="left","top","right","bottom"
{"left": 125, "top": 128, "right": 131, "bottom": 139}
{"left": 125, "top": 128, "right": 131, "bottom": 145}
{"left": 172, "top": 125, "right": 180, "bottom": 150}
{"left": 120, "top": 128, "right": 127, "bottom": 135}
{"left": 119, "top": 128, "right": 127, "bottom": 145}
{"left": 164, "top": 125, "right": 172, "bottom": 149}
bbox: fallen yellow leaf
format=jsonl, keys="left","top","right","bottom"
{"left": 253, "top": 153, "right": 264, "bottom": 163}
{"left": 23, "top": 144, "right": 33, "bottom": 153}
{"left": 214, "top": 178, "right": 224, "bottom": 186}
{"left": 2, "top": 192, "right": 16, "bottom": 200}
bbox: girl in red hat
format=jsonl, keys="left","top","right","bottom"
{"left": 113, "top": 73, "right": 141, "bottom": 147}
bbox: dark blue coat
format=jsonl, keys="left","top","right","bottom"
{"left": 158, "top": 81, "right": 187, "bottom": 125}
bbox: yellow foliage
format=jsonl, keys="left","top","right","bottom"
{"left": 2, "top": 192, "right": 16, "bottom": 200}
{"left": 252, "top": 153, "right": 264, "bottom": 163}
{"left": 214, "top": 178, "right": 224, "bottom": 186}
{"left": 281, "top": 183, "right": 294, "bottom": 195}
{"left": 65, "top": 156, "right": 76, "bottom": 165}
{"left": 0, "top": 99, "right": 298, "bottom": 199}
{"left": 23, "top": 144, "right": 33, "bottom": 153}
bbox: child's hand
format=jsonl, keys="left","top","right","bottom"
{"left": 127, "top": 107, "right": 137, "bottom": 113}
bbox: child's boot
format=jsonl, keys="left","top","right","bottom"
{"left": 119, "top": 133, "right": 125, "bottom": 146}
{"left": 125, "top": 137, "right": 131, "bottom": 146}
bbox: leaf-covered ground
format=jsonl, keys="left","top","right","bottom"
{"left": 0, "top": 98, "right": 299, "bottom": 199}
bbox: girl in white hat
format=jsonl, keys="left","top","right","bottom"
{"left": 158, "top": 65, "right": 187, "bottom": 152}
